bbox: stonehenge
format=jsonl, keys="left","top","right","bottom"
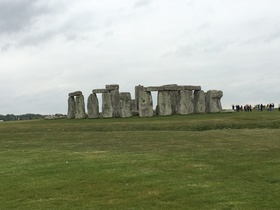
{"left": 67, "top": 84, "right": 223, "bottom": 119}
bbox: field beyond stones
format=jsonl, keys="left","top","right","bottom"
{"left": 1, "top": 111, "right": 280, "bottom": 209}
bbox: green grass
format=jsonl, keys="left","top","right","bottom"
{"left": 1, "top": 111, "right": 280, "bottom": 209}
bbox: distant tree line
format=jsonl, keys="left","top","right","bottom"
{"left": 0, "top": 113, "right": 65, "bottom": 121}
{"left": 0, "top": 113, "right": 44, "bottom": 121}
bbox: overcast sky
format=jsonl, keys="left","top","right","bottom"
{"left": 1, "top": 0, "right": 280, "bottom": 115}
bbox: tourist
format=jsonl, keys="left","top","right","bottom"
{"left": 236, "top": 105, "right": 240, "bottom": 112}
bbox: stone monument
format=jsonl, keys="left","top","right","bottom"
{"left": 67, "top": 84, "right": 223, "bottom": 119}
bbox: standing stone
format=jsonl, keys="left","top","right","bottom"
{"left": 67, "top": 96, "right": 76, "bottom": 119}
{"left": 104, "top": 84, "right": 121, "bottom": 118}
{"left": 135, "top": 85, "right": 142, "bottom": 111}
{"left": 110, "top": 89, "right": 121, "bottom": 118}
{"left": 206, "top": 90, "right": 223, "bottom": 113}
{"left": 194, "top": 90, "right": 206, "bottom": 113}
{"left": 120, "top": 92, "right": 132, "bottom": 118}
{"left": 75, "top": 95, "right": 87, "bottom": 119}
{"left": 102, "top": 92, "right": 113, "bottom": 118}
{"left": 177, "top": 90, "right": 194, "bottom": 114}
{"left": 138, "top": 87, "right": 153, "bottom": 117}
{"left": 87, "top": 93, "right": 99, "bottom": 118}
{"left": 169, "top": 91, "right": 179, "bottom": 114}
{"left": 157, "top": 91, "right": 172, "bottom": 116}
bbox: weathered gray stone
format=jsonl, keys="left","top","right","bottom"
{"left": 75, "top": 95, "right": 87, "bottom": 119}
{"left": 69, "top": 91, "right": 83, "bottom": 97}
{"left": 194, "top": 90, "right": 206, "bottom": 113}
{"left": 92, "top": 89, "right": 108, "bottom": 94}
{"left": 135, "top": 85, "right": 142, "bottom": 111}
{"left": 183, "top": 86, "right": 201, "bottom": 91}
{"left": 87, "top": 93, "right": 99, "bottom": 118}
{"left": 157, "top": 91, "right": 172, "bottom": 116}
{"left": 102, "top": 92, "right": 113, "bottom": 118}
{"left": 110, "top": 89, "right": 121, "bottom": 117}
{"left": 120, "top": 92, "right": 132, "bottom": 118}
{"left": 106, "top": 84, "right": 119, "bottom": 90}
{"left": 138, "top": 87, "right": 153, "bottom": 117}
{"left": 67, "top": 96, "right": 76, "bottom": 119}
{"left": 169, "top": 91, "right": 179, "bottom": 114}
{"left": 145, "top": 85, "right": 201, "bottom": 92}
{"left": 206, "top": 90, "right": 223, "bottom": 113}
{"left": 177, "top": 90, "right": 194, "bottom": 114}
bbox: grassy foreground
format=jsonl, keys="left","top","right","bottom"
{"left": 0, "top": 111, "right": 280, "bottom": 209}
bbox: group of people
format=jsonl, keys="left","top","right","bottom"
{"left": 256, "top": 103, "right": 276, "bottom": 111}
{"left": 232, "top": 103, "right": 280, "bottom": 112}
{"left": 232, "top": 104, "right": 252, "bottom": 112}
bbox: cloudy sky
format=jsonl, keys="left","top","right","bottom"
{"left": 1, "top": 0, "right": 280, "bottom": 114}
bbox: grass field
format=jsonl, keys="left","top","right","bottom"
{"left": 1, "top": 111, "right": 280, "bottom": 209}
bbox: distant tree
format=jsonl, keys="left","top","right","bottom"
{"left": 0, "top": 113, "right": 44, "bottom": 121}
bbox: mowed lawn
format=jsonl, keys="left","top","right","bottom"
{"left": 1, "top": 111, "right": 280, "bottom": 209}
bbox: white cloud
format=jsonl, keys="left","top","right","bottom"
{"left": 134, "top": 0, "right": 152, "bottom": 8}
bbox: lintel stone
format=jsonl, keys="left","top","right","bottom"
{"left": 106, "top": 84, "right": 119, "bottom": 90}
{"left": 69, "top": 91, "right": 83, "bottom": 97}
{"left": 144, "top": 85, "right": 201, "bottom": 92}
{"left": 92, "top": 89, "right": 109, "bottom": 94}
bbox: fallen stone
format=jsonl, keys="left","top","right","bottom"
{"left": 221, "top": 109, "right": 235, "bottom": 113}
